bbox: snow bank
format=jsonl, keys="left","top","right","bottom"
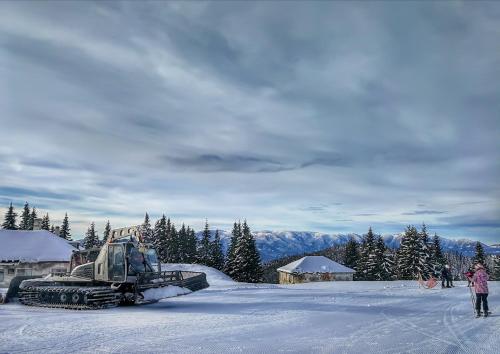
{"left": 0, "top": 230, "right": 76, "bottom": 262}
{"left": 142, "top": 285, "right": 191, "bottom": 301}
{"left": 161, "top": 263, "right": 236, "bottom": 286}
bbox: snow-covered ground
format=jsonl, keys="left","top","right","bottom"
{"left": 0, "top": 266, "right": 498, "bottom": 353}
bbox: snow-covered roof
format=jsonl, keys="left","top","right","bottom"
{"left": 0, "top": 230, "right": 76, "bottom": 263}
{"left": 277, "top": 256, "right": 355, "bottom": 274}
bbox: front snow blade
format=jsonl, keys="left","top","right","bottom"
{"left": 137, "top": 271, "right": 209, "bottom": 293}
{"left": 5, "top": 275, "right": 43, "bottom": 302}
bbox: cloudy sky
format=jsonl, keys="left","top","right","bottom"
{"left": 1, "top": 1, "right": 499, "bottom": 242}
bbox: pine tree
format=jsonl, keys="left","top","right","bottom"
{"left": 167, "top": 223, "right": 179, "bottom": 263}
{"left": 28, "top": 207, "right": 37, "bottom": 230}
{"left": 184, "top": 227, "right": 198, "bottom": 264}
{"left": 472, "top": 242, "right": 489, "bottom": 273}
{"left": 343, "top": 236, "right": 359, "bottom": 271}
{"left": 2, "top": 202, "right": 17, "bottom": 230}
{"left": 397, "top": 225, "right": 426, "bottom": 280}
{"left": 397, "top": 227, "right": 408, "bottom": 279}
{"left": 493, "top": 256, "right": 500, "bottom": 280}
{"left": 197, "top": 220, "right": 212, "bottom": 266}
{"left": 374, "top": 236, "right": 393, "bottom": 280}
{"left": 224, "top": 222, "right": 241, "bottom": 278}
{"left": 418, "top": 224, "right": 433, "bottom": 279}
{"left": 157, "top": 218, "right": 180, "bottom": 263}
{"left": 430, "top": 234, "right": 444, "bottom": 277}
{"left": 59, "top": 213, "right": 72, "bottom": 240}
{"left": 40, "top": 213, "right": 50, "bottom": 231}
{"left": 140, "top": 213, "right": 153, "bottom": 243}
{"left": 245, "top": 221, "right": 263, "bottom": 283}
{"left": 177, "top": 224, "right": 188, "bottom": 263}
{"left": 102, "top": 220, "right": 111, "bottom": 244}
{"left": 211, "top": 229, "right": 225, "bottom": 271}
{"left": 358, "top": 227, "right": 377, "bottom": 280}
{"left": 153, "top": 215, "right": 168, "bottom": 262}
{"left": 19, "top": 202, "right": 30, "bottom": 230}
{"left": 165, "top": 218, "right": 175, "bottom": 263}
{"left": 83, "top": 222, "right": 99, "bottom": 249}
{"left": 50, "top": 225, "right": 55, "bottom": 234}
{"left": 233, "top": 220, "right": 262, "bottom": 282}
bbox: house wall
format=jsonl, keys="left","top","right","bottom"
{"left": 278, "top": 271, "right": 353, "bottom": 284}
{"left": 0, "top": 261, "right": 70, "bottom": 288}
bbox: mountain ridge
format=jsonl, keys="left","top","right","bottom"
{"left": 197, "top": 230, "right": 500, "bottom": 262}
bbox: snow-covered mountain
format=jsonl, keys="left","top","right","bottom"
{"left": 380, "top": 234, "right": 500, "bottom": 258}
{"left": 198, "top": 230, "right": 500, "bottom": 263}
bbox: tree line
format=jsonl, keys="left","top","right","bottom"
{"left": 139, "top": 214, "right": 262, "bottom": 283}
{"left": 3, "top": 202, "right": 498, "bottom": 282}
{"left": 2, "top": 203, "right": 264, "bottom": 283}
{"left": 344, "top": 224, "right": 500, "bottom": 281}
{"left": 263, "top": 225, "right": 500, "bottom": 283}
{"left": 78, "top": 212, "right": 263, "bottom": 283}
{"left": 1, "top": 202, "right": 72, "bottom": 240}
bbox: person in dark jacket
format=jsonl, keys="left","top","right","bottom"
{"left": 441, "top": 265, "right": 451, "bottom": 288}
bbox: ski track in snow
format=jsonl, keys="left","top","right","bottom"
{"left": 0, "top": 281, "right": 499, "bottom": 354}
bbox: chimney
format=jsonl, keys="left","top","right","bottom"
{"left": 32, "top": 218, "right": 43, "bottom": 230}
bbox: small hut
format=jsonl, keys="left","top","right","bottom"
{"left": 0, "top": 230, "right": 76, "bottom": 290}
{"left": 277, "top": 256, "right": 355, "bottom": 284}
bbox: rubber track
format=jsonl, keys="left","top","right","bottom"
{"left": 18, "top": 286, "right": 121, "bottom": 310}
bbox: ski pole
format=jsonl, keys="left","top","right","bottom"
{"left": 469, "top": 284, "right": 476, "bottom": 316}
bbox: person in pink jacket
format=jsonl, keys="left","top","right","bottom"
{"left": 472, "top": 263, "right": 489, "bottom": 317}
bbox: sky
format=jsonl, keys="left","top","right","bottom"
{"left": 0, "top": 1, "right": 499, "bottom": 242}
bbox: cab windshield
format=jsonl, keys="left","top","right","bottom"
{"left": 127, "top": 245, "right": 156, "bottom": 275}
{"left": 145, "top": 249, "right": 159, "bottom": 271}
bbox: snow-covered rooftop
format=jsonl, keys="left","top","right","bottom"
{"left": 277, "top": 256, "right": 355, "bottom": 274}
{"left": 0, "top": 230, "right": 76, "bottom": 263}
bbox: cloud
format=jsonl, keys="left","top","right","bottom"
{"left": 401, "top": 210, "right": 447, "bottom": 216}
{"left": 300, "top": 155, "right": 349, "bottom": 168}
{"left": 0, "top": 186, "right": 81, "bottom": 202}
{"left": 0, "top": 1, "right": 498, "bottom": 240}
{"left": 164, "top": 153, "right": 352, "bottom": 173}
{"left": 164, "top": 154, "right": 294, "bottom": 173}
{"left": 301, "top": 205, "right": 327, "bottom": 212}
{"left": 436, "top": 221, "right": 500, "bottom": 229}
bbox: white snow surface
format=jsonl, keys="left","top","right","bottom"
{"left": 142, "top": 285, "right": 191, "bottom": 301}
{"left": 277, "top": 256, "right": 355, "bottom": 274}
{"left": 1, "top": 274, "right": 499, "bottom": 353}
{"left": 0, "top": 230, "right": 76, "bottom": 262}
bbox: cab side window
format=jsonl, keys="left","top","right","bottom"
{"left": 107, "top": 245, "right": 125, "bottom": 281}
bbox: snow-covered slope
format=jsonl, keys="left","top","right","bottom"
{"left": 382, "top": 234, "right": 500, "bottom": 257}
{"left": 197, "top": 230, "right": 500, "bottom": 262}
{"left": 197, "top": 230, "right": 364, "bottom": 262}
{"left": 253, "top": 231, "right": 363, "bottom": 262}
